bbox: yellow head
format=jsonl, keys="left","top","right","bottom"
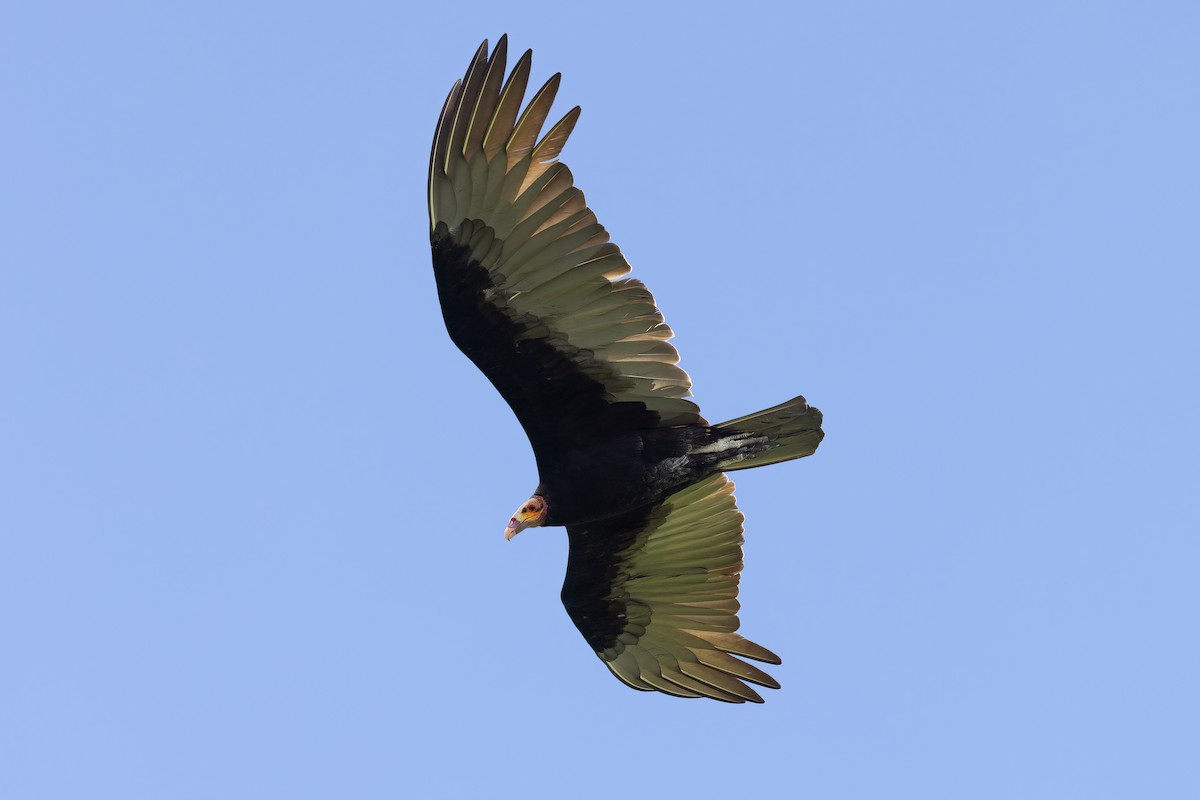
{"left": 504, "top": 495, "right": 548, "bottom": 541}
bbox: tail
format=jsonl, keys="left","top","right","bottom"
{"left": 711, "top": 395, "right": 824, "bottom": 471}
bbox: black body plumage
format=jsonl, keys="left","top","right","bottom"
{"left": 434, "top": 228, "right": 746, "bottom": 525}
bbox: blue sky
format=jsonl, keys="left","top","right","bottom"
{"left": 4, "top": 2, "right": 1198, "bottom": 798}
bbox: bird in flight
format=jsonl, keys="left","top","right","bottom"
{"left": 428, "top": 36, "right": 824, "bottom": 703}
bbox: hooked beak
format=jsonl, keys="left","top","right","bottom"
{"left": 504, "top": 516, "right": 526, "bottom": 541}
{"left": 504, "top": 497, "right": 547, "bottom": 541}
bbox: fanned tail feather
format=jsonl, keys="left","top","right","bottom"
{"left": 713, "top": 395, "right": 824, "bottom": 471}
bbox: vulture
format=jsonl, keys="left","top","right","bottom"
{"left": 428, "top": 37, "right": 824, "bottom": 703}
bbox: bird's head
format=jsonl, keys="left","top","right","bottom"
{"left": 504, "top": 495, "right": 548, "bottom": 541}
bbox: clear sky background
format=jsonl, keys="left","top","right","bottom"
{"left": 4, "top": 2, "right": 1198, "bottom": 798}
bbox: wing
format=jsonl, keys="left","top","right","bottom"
{"left": 429, "top": 37, "right": 704, "bottom": 459}
{"left": 560, "top": 474, "right": 781, "bottom": 703}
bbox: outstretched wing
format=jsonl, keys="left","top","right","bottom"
{"left": 560, "top": 474, "right": 781, "bottom": 703}
{"left": 429, "top": 37, "right": 704, "bottom": 459}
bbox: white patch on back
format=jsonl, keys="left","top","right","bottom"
{"left": 691, "top": 433, "right": 768, "bottom": 456}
